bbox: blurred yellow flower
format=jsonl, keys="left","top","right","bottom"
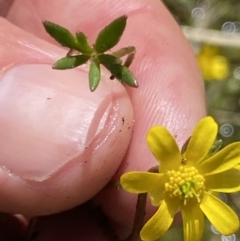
{"left": 197, "top": 45, "right": 229, "bottom": 81}
{"left": 121, "top": 117, "right": 240, "bottom": 241}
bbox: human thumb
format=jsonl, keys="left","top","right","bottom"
{"left": 0, "top": 17, "right": 133, "bottom": 215}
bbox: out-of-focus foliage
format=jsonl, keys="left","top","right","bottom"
{"left": 163, "top": 0, "right": 240, "bottom": 29}
{"left": 163, "top": 0, "right": 240, "bottom": 147}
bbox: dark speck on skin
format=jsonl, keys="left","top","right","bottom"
{"left": 121, "top": 117, "right": 125, "bottom": 125}
{"left": 47, "top": 97, "right": 51, "bottom": 100}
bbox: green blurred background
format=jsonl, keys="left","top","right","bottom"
{"left": 159, "top": 1, "right": 240, "bottom": 240}
{"left": 163, "top": 0, "right": 240, "bottom": 147}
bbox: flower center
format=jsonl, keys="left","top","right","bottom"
{"left": 164, "top": 165, "right": 205, "bottom": 205}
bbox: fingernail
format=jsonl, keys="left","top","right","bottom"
{"left": 0, "top": 64, "right": 119, "bottom": 181}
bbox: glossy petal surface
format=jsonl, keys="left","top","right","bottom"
{"left": 140, "top": 198, "right": 178, "bottom": 241}
{"left": 149, "top": 185, "right": 166, "bottom": 206}
{"left": 199, "top": 142, "right": 240, "bottom": 175}
{"left": 182, "top": 202, "right": 204, "bottom": 241}
{"left": 200, "top": 192, "right": 239, "bottom": 235}
{"left": 185, "top": 117, "right": 218, "bottom": 167}
{"left": 205, "top": 168, "right": 240, "bottom": 192}
{"left": 120, "top": 172, "right": 165, "bottom": 193}
{"left": 147, "top": 126, "right": 181, "bottom": 172}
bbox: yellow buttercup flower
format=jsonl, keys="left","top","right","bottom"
{"left": 197, "top": 45, "right": 229, "bottom": 81}
{"left": 120, "top": 117, "right": 240, "bottom": 241}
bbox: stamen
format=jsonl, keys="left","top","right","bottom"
{"left": 164, "top": 164, "right": 205, "bottom": 205}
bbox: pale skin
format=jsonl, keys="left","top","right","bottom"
{"left": 0, "top": 0, "right": 206, "bottom": 240}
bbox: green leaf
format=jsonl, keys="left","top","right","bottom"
{"left": 89, "top": 60, "right": 101, "bottom": 92}
{"left": 43, "top": 21, "right": 81, "bottom": 51}
{"left": 210, "top": 139, "right": 223, "bottom": 155}
{"left": 111, "top": 64, "right": 138, "bottom": 87}
{"left": 53, "top": 55, "right": 90, "bottom": 69}
{"left": 98, "top": 54, "right": 121, "bottom": 69}
{"left": 181, "top": 136, "right": 191, "bottom": 154}
{"left": 99, "top": 54, "right": 137, "bottom": 87}
{"left": 94, "top": 15, "right": 127, "bottom": 53}
{"left": 76, "top": 31, "right": 93, "bottom": 54}
{"left": 112, "top": 46, "right": 135, "bottom": 59}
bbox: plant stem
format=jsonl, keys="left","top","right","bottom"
{"left": 123, "top": 193, "right": 147, "bottom": 241}
{"left": 123, "top": 166, "right": 159, "bottom": 241}
{"left": 112, "top": 46, "right": 136, "bottom": 67}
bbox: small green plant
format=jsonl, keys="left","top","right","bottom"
{"left": 43, "top": 15, "right": 138, "bottom": 92}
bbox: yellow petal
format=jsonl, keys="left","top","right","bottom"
{"left": 235, "top": 165, "right": 240, "bottom": 171}
{"left": 205, "top": 168, "right": 240, "bottom": 192}
{"left": 198, "top": 142, "right": 240, "bottom": 175}
{"left": 200, "top": 192, "right": 239, "bottom": 235}
{"left": 181, "top": 202, "right": 204, "bottom": 241}
{"left": 146, "top": 126, "right": 181, "bottom": 172}
{"left": 149, "top": 187, "right": 165, "bottom": 206}
{"left": 185, "top": 116, "right": 218, "bottom": 167}
{"left": 140, "top": 197, "right": 178, "bottom": 241}
{"left": 120, "top": 172, "right": 165, "bottom": 193}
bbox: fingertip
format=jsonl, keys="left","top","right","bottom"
{"left": 0, "top": 18, "right": 134, "bottom": 215}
